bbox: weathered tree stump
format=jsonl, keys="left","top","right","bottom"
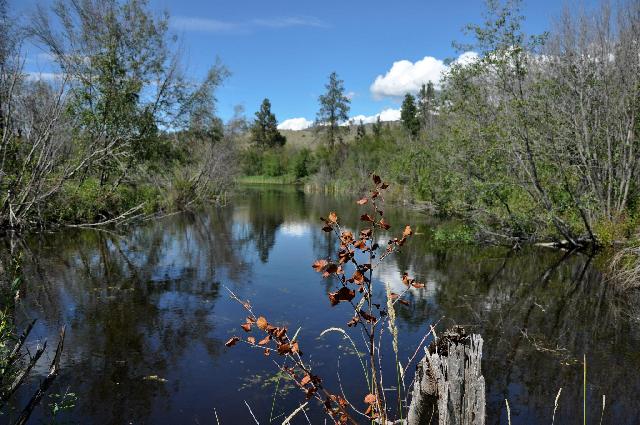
{"left": 406, "top": 327, "right": 485, "bottom": 425}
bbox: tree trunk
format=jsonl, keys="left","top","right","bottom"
{"left": 406, "top": 328, "right": 485, "bottom": 425}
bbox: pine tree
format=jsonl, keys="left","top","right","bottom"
{"left": 401, "top": 93, "right": 420, "bottom": 138}
{"left": 251, "top": 98, "right": 286, "bottom": 149}
{"left": 418, "top": 81, "right": 436, "bottom": 131}
{"left": 316, "top": 72, "right": 350, "bottom": 148}
{"left": 372, "top": 115, "right": 382, "bottom": 139}
{"left": 355, "top": 119, "right": 366, "bottom": 140}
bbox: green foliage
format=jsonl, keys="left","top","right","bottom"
{"left": 400, "top": 94, "right": 420, "bottom": 138}
{"left": 48, "top": 390, "right": 78, "bottom": 423}
{"left": 433, "top": 222, "right": 475, "bottom": 244}
{"left": 251, "top": 98, "right": 286, "bottom": 149}
{"left": 47, "top": 178, "right": 162, "bottom": 223}
{"left": 355, "top": 120, "right": 366, "bottom": 141}
{"left": 238, "top": 146, "right": 314, "bottom": 182}
{"left": 316, "top": 72, "right": 351, "bottom": 148}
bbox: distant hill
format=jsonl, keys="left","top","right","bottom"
{"left": 274, "top": 121, "right": 401, "bottom": 150}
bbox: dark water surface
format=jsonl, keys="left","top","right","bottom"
{"left": 6, "top": 185, "right": 640, "bottom": 424}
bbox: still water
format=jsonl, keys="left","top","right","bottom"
{"left": 7, "top": 185, "right": 640, "bottom": 424}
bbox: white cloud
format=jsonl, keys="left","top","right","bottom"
{"left": 370, "top": 51, "right": 478, "bottom": 98}
{"left": 171, "top": 16, "right": 328, "bottom": 33}
{"left": 278, "top": 117, "right": 313, "bottom": 131}
{"left": 280, "top": 108, "right": 401, "bottom": 131}
{"left": 378, "top": 108, "right": 401, "bottom": 121}
{"left": 348, "top": 108, "right": 401, "bottom": 125}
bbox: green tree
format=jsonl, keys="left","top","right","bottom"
{"left": 400, "top": 93, "right": 420, "bottom": 138}
{"left": 355, "top": 119, "right": 366, "bottom": 141}
{"left": 250, "top": 98, "right": 286, "bottom": 149}
{"left": 315, "top": 72, "right": 350, "bottom": 148}
{"left": 372, "top": 115, "right": 383, "bottom": 139}
{"left": 418, "top": 81, "right": 436, "bottom": 131}
{"left": 30, "top": 0, "right": 195, "bottom": 185}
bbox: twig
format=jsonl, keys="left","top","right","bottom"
{"left": 15, "top": 326, "right": 66, "bottom": 425}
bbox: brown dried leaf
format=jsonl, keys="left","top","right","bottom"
{"left": 353, "top": 270, "right": 365, "bottom": 284}
{"left": 328, "top": 287, "right": 356, "bottom": 306}
{"left": 328, "top": 212, "right": 338, "bottom": 223}
{"left": 372, "top": 174, "right": 382, "bottom": 185}
{"left": 364, "top": 393, "right": 376, "bottom": 404}
{"left": 379, "top": 218, "right": 390, "bottom": 230}
{"left": 258, "top": 335, "right": 271, "bottom": 345}
{"left": 247, "top": 336, "right": 256, "bottom": 344}
{"left": 322, "top": 225, "right": 333, "bottom": 232}
{"left": 360, "top": 214, "right": 374, "bottom": 222}
{"left": 312, "top": 259, "right": 328, "bottom": 272}
{"left": 380, "top": 182, "right": 389, "bottom": 189}
{"left": 411, "top": 281, "right": 425, "bottom": 289}
{"left": 356, "top": 197, "right": 368, "bottom": 205}
{"left": 264, "top": 348, "right": 270, "bottom": 356}
{"left": 403, "top": 225, "right": 412, "bottom": 237}
{"left": 257, "top": 316, "right": 268, "bottom": 331}
{"left": 301, "top": 374, "right": 311, "bottom": 386}
{"left": 225, "top": 337, "right": 240, "bottom": 347}
{"left": 360, "top": 311, "right": 377, "bottom": 323}
{"left": 353, "top": 239, "right": 367, "bottom": 250}
{"left": 398, "top": 299, "right": 410, "bottom": 306}
{"left": 277, "top": 343, "right": 292, "bottom": 355}
{"left": 341, "top": 231, "right": 354, "bottom": 244}
{"left": 322, "top": 263, "right": 339, "bottom": 278}
{"left": 241, "top": 323, "right": 252, "bottom": 332}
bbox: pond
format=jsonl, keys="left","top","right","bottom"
{"left": 6, "top": 185, "right": 640, "bottom": 424}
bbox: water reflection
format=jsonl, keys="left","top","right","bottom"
{"left": 4, "top": 185, "right": 640, "bottom": 424}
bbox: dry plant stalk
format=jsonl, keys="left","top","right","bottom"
{"left": 227, "top": 174, "right": 428, "bottom": 424}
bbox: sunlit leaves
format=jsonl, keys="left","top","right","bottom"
{"left": 312, "top": 259, "right": 328, "bottom": 272}
{"left": 258, "top": 335, "right": 271, "bottom": 345}
{"left": 257, "top": 316, "right": 268, "bottom": 331}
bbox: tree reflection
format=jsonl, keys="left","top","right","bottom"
{"left": 10, "top": 204, "right": 250, "bottom": 424}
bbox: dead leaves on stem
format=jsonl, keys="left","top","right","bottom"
{"left": 227, "top": 174, "right": 428, "bottom": 424}
{"left": 311, "top": 174, "right": 422, "bottom": 319}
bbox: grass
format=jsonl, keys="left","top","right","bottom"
{"left": 237, "top": 175, "right": 301, "bottom": 185}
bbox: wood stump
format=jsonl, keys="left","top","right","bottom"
{"left": 406, "top": 327, "right": 485, "bottom": 425}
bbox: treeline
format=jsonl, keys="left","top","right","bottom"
{"left": 240, "top": 0, "right": 640, "bottom": 247}
{"left": 0, "top": 0, "right": 236, "bottom": 232}
{"left": 407, "top": 0, "right": 640, "bottom": 246}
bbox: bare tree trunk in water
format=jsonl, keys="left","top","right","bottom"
{"left": 406, "top": 328, "right": 485, "bottom": 425}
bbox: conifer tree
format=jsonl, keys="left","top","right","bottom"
{"left": 355, "top": 119, "right": 366, "bottom": 140}
{"left": 418, "top": 81, "right": 436, "bottom": 130}
{"left": 251, "top": 98, "right": 286, "bottom": 149}
{"left": 401, "top": 93, "right": 420, "bottom": 138}
{"left": 316, "top": 72, "right": 350, "bottom": 148}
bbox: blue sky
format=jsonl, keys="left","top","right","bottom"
{"left": 17, "top": 0, "right": 596, "bottom": 129}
